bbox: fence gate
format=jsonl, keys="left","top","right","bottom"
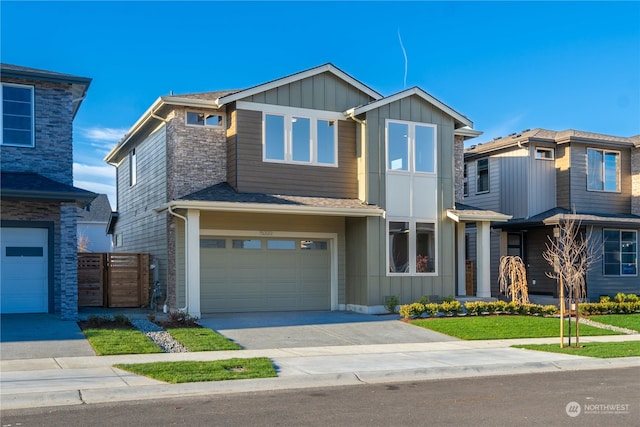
{"left": 78, "top": 253, "right": 149, "bottom": 308}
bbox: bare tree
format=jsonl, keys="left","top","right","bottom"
{"left": 498, "top": 256, "right": 529, "bottom": 304}
{"left": 543, "top": 212, "right": 601, "bottom": 347}
{"left": 78, "top": 233, "right": 91, "bottom": 253}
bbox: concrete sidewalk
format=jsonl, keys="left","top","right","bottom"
{"left": 3, "top": 334, "right": 639, "bottom": 410}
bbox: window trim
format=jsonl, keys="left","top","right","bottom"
{"left": 262, "top": 109, "right": 339, "bottom": 168}
{"left": 185, "top": 110, "right": 225, "bottom": 128}
{"left": 1, "top": 82, "right": 35, "bottom": 148}
{"left": 603, "top": 229, "right": 637, "bottom": 277}
{"left": 129, "top": 148, "right": 137, "bottom": 187}
{"left": 385, "top": 119, "right": 437, "bottom": 175}
{"left": 387, "top": 218, "right": 438, "bottom": 277}
{"left": 587, "top": 148, "right": 620, "bottom": 193}
{"left": 476, "top": 158, "right": 489, "bottom": 194}
{"left": 535, "top": 147, "right": 554, "bottom": 160}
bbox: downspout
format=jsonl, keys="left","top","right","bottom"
{"left": 168, "top": 205, "right": 189, "bottom": 313}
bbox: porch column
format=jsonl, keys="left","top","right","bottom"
{"left": 457, "top": 222, "right": 466, "bottom": 296}
{"left": 186, "top": 209, "right": 201, "bottom": 318}
{"left": 476, "top": 221, "right": 491, "bottom": 298}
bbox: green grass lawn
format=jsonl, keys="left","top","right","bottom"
{"left": 82, "top": 328, "right": 163, "bottom": 355}
{"left": 167, "top": 328, "right": 241, "bottom": 351}
{"left": 587, "top": 314, "right": 640, "bottom": 332}
{"left": 514, "top": 341, "right": 640, "bottom": 358}
{"left": 410, "top": 316, "right": 622, "bottom": 340}
{"left": 114, "top": 358, "right": 277, "bottom": 383}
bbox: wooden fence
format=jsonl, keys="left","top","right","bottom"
{"left": 78, "top": 253, "right": 150, "bottom": 308}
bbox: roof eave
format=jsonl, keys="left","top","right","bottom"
{"left": 447, "top": 209, "right": 512, "bottom": 223}
{"left": 1, "top": 189, "right": 96, "bottom": 203}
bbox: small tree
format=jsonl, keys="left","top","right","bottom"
{"left": 78, "top": 233, "right": 91, "bottom": 253}
{"left": 498, "top": 256, "right": 529, "bottom": 304}
{"left": 543, "top": 212, "right": 601, "bottom": 347}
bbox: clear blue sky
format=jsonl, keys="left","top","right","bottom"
{"left": 2, "top": 1, "right": 639, "bottom": 208}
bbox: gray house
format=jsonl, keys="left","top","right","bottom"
{"left": 1, "top": 63, "right": 95, "bottom": 319}
{"left": 105, "top": 63, "right": 502, "bottom": 317}
{"left": 464, "top": 129, "right": 640, "bottom": 301}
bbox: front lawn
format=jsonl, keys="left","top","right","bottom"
{"left": 82, "top": 328, "right": 163, "bottom": 355}
{"left": 167, "top": 328, "right": 241, "bottom": 351}
{"left": 514, "top": 341, "right": 640, "bottom": 358}
{"left": 588, "top": 314, "right": 640, "bottom": 332}
{"left": 411, "top": 316, "right": 622, "bottom": 340}
{"left": 114, "top": 358, "right": 277, "bottom": 383}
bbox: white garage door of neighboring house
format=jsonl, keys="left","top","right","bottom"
{"left": 1, "top": 228, "right": 49, "bottom": 313}
{"left": 200, "top": 237, "right": 330, "bottom": 313}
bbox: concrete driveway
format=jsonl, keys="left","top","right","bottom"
{"left": 198, "top": 311, "right": 459, "bottom": 349}
{"left": 0, "top": 314, "right": 95, "bottom": 360}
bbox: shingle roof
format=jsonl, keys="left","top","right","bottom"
{"left": 179, "top": 182, "right": 382, "bottom": 211}
{"left": 499, "top": 207, "right": 640, "bottom": 228}
{"left": 77, "top": 194, "right": 112, "bottom": 222}
{"left": 1, "top": 172, "right": 96, "bottom": 203}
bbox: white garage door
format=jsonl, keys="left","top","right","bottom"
{"left": 1, "top": 228, "right": 49, "bottom": 313}
{"left": 200, "top": 237, "right": 330, "bottom": 313}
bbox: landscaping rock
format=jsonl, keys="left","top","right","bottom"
{"left": 130, "top": 319, "right": 189, "bottom": 353}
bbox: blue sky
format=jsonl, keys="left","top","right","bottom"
{"left": 2, "top": 1, "right": 639, "bottom": 208}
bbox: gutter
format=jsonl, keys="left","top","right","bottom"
{"left": 167, "top": 206, "right": 189, "bottom": 313}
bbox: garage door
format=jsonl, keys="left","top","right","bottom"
{"left": 1, "top": 228, "right": 49, "bottom": 313}
{"left": 200, "top": 237, "right": 330, "bottom": 313}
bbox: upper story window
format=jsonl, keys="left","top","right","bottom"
{"left": 129, "top": 148, "right": 137, "bottom": 186}
{"left": 264, "top": 112, "right": 337, "bottom": 167}
{"left": 387, "top": 121, "right": 436, "bottom": 173}
{"left": 587, "top": 148, "right": 620, "bottom": 192}
{"left": 463, "top": 163, "right": 468, "bottom": 196}
{"left": 603, "top": 229, "right": 637, "bottom": 276}
{"left": 186, "top": 111, "right": 224, "bottom": 128}
{"left": 535, "top": 147, "right": 554, "bottom": 160}
{"left": 1, "top": 83, "right": 34, "bottom": 147}
{"left": 476, "top": 158, "right": 489, "bottom": 193}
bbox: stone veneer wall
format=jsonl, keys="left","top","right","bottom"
{"left": 632, "top": 146, "right": 640, "bottom": 216}
{"left": 454, "top": 134, "right": 465, "bottom": 203}
{"left": 0, "top": 200, "right": 80, "bottom": 319}
{"left": 0, "top": 78, "right": 74, "bottom": 185}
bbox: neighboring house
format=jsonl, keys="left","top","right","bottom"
{"left": 105, "top": 63, "right": 504, "bottom": 317}
{"left": 1, "top": 63, "right": 95, "bottom": 319}
{"left": 464, "top": 129, "right": 640, "bottom": 301}
{"left": 77, "top": 193, "right": 113, "bottom": 252}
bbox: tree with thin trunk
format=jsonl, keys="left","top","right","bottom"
{"left": 542, "top": 211, "right": 601, "bottom": 347}
{"left": 498, "top": 256, "right": 529, "bottom": 304}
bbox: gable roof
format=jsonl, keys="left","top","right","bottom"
{"left": 1, "top": 63, "right": 91, "bottom": 119}
{"left": 349, "top": 86, "right": 473, "bottom": 129}
{"left": 215, "top": 63, "right": 382, "bottom": 107}
{"left": 1, "top": 172, "right": 96, "bottom": 203}
{"left": 77, "top": 194, "right": 112, "bottom": 222}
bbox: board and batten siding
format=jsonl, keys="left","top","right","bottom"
{"left": 567, "top": 143, "right": 632, "bottom": 214}
{"left": 463, "top": 156, "right": 502, "bottom": 213}
{"left": 113, "top": 125, "right": 169, "bottom": 291}
{"left": 528, "top": 145, "right": 557, "bottom": 217}
{"left": 233, "top": 109, "right": 358, "bottom": 197}
{"left": 496, "top": 148, "right": 529, "bottom": 219}
{"left": 175, "top": 212, "right": 346, "bottom": 307}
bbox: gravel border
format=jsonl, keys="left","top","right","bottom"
{"left": 130, "top": 319, "right": 189, "bottom": 353}
{"left": 579, "top": 318, "right": 638, "bottom": 335}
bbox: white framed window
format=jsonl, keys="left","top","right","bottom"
{"left": 535, "top": 147, "right": 554, "bottom": 160}
{"left": 386, "top": 120, "right": 436, "bottom": 173}
{"left": 186, "top": 111, "right": 224, "bottom": 128}
{"left": 587, "top": 148, "right": 620, "bottom": 192}
{"left": 263, "top": 111, "right": 337, "bottom": 167}
{"left": 603, "top": 229, "right": 637, "bottom": 276}
{"left": 388, "top": 220, "right": 437, "bottom": 275}
{"left": 476, "top": 158, "right": 489, "bottom": 193}
{"left": 129, "top": 148, "right": 137, "bottom": 187}
{"left": 1, "top": 83, "right": 35, "bottom": 147}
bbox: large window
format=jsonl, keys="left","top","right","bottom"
{"left": 264, "top": 113, "right": 337, "bottom": 166}
{"left": 603, "top": 230, "right": 637, "bottom": 276}
{"left": 2, "top": 83, "right": 34, "bottom": 147}
{"left": 388, "top": 220, "right": 436, "bottom": 275}
{"left": 387, "top": 121, "right": 436, "bottom": 173}
{"left": 587, "top": 149, "right": 620, "bottom": 192}
{"left": 476, "top": 158, "right": 489, "bottom": 193}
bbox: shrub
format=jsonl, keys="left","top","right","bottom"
{"left": 541, "top": 305, "right": 558, "bottom": 316}
{"left": 423, "top": 303, "right": 440, "bottom": 316}
{"left": 439, "top": 300, "right": 462, "bottom": 315}
{"left": 442, "top": 295, "right": 455, "bottom": 303}
{"left": 418, "top": 295, "right": 431, "bottom": 305}
{"left": 399, "top": 303, "right": 424, "bottom": 319}
{"left": 158, "top": 311, "right": 200, "bottom": 328}
{"left": 626, "top": 294, "right": 639, "bottom": 302}
{"left": 464, "top": 301, "right": 483, "bottom": 316}
{"left": 614, "top": 292, "right": 627, "bottom": 303}
{"left": 600, "top": 295, "right": 611, "bottom": 303}
{"left": 384, "top": 295, "right": 399, "bottom": 314}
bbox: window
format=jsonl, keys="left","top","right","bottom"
{"left": 603, "top": 230, "right": 637, "bottom": 276}
{"left": 232, "top": 239, "right": 262, "bottom": 249}
{"left": 1, "top": 83, "right": 34, "bottom": 147}
{"left": 186, "top": 111, "right": 223, "bottom": 127}
{"left": 388, "top": 220, "right": 436, "bottom": 275}
{"left": 264, "top": 112, "right": 337, "bottom": 166}
{"left": 267, "top": 240, "right": 296, "bottom": 250}
{"left": 301, "top": 240, "right": 328, "bottom": 250}
{"left": 114, "top": 234, "right": 123, "bottom": 247}
{"left": 463, "top": 163, "right": 468, "bottom": 196}
{"left": 587, "top": 148, "right": 620, "bottom": 192}
{"left": 386, "top": 121, "right": 436, "bottom": 173}
{"left": 129, "top": 149, "right": 137, "bottom": 186}
{"left": 535, "top": 147, "right": 554, "bottom": 160}
{"left": 200, "top": 238, "right": 226, "bottom": 249}
{"left": 476, "top": 158, "right": 489, "bottom": 193}
{"left": 507, "top": 233, "right": 523, "bottom": 258}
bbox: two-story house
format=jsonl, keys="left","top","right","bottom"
{"left": 105, "top": 64, "right": 504, "bottom": 317}
{"left": 464, "top": 129, "right": 640, "bottom": 301}
{"left": 1, "top": 63, "right": 95, "bottom": 319}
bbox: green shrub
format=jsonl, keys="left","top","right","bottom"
{"left": 542, "top": 305, "right": 558, "bottom": 316}
{"left": 423, "top": 303, "right": 440, "bottom": 316}
{"left": 464, "top": 301, "right": 483, "bottom": 315}
{"left": 439, "top": 300, "right": 462, "bottom": 315}
{"left": 600, "top": 295, "right": 611, "bottom": 303}
{"left": 626, "top": 294, "right": 639, "bottom": 302}
{"left": 418, "top": 295, "right": 431, "bottom": 305}
{"left": 399, "top": 303, "right": 424, "bottom": 319}
{"left": 384, "top": 295, "right": 399, "bottom": 313}
{"left": 614, "top": 292, "right": 627, "bottom": 303}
